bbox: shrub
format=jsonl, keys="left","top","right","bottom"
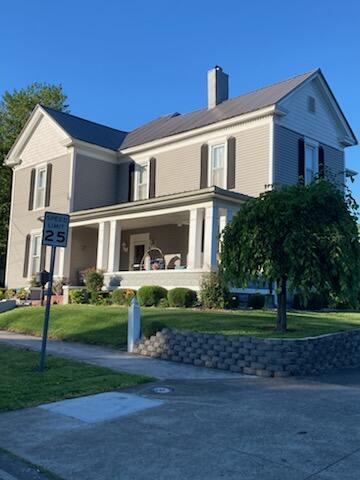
{"left": 83, "top": 268, "right": 104, "bottom": 293}
{"left": 137, "top": 285, "right": 167, "bottom": 307}
{"left": 293, "top": 292, "right": 327, "bottom": 310}
{"left": 30, "top": 276, "right": 41, "bottom": 287}
{"left": 142, "top": 321, "right": 167, "bottom": 338}
{"left": 0, "top": 288, "right": 5, "bottom": 301}
{"left": 5, "top": 289, "right": 16, "bottom": 299}
{"left": 168, "top": 288, "right": 197, "bottom": 308}
{"left": 89, "top": 291, "right": 111, "bottom": 306}
{"left": 159, "top": 297, "right": 169, "bottom": 308}
{"left": 247, "top": 293, "right": 265, "bottom": 309}
{"left": 111, "top": 288, "right": 136, "bottom": 306}
{"left": 16, "top": 288, "right": 28, "bottom": 301}
{"left": 200, "top": 273, "right": 228, "bottom": 309}
{"left": 69, "top": 288, "right": 88, "bottom": 304}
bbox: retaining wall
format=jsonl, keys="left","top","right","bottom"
{"left": 133, "top": 328, "right": 360, "bottom": 377}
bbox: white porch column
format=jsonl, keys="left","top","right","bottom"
{"left": 187, "top": 208, "right": 204, "bottom": 269}
{"left": 57, "top": 227, "right": 72, "bottom": 280}
{"left": 219, "top": 208, "right": 234, "bottom": 233}
{"left": 108, "top": 220, "right": 121, "bottom": 272}
{"left": 203, "top": 204, "right": 219, "bottom": 270}
{"left": 96, "top": 221, "right": 110, "bottom": 271}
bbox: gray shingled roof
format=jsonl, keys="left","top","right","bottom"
{"left": 42, "top": 106, "right": 128, "bottom": 151}
{"left": 120, "top": 69, "right": 318, "bottom": 149}
{"left": 43, "top": 69, "right": 318, "bottom": 151}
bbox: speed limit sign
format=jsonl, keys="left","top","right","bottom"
{"left": 42, "top": 212, "right": 70, "bottom": 247}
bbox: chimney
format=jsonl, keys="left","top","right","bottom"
{"left": 207, "top": 66, "right": 229, "bottom": 109}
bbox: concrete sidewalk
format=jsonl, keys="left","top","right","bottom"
{"left": 0, "top": 331, "right": 246, "bottom": 380}
{"left": 1, "top": 368, "right": 360, "bottom": 479}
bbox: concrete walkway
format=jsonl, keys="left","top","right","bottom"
{"left": 0, "top": 331, "right": 246, "bottom": 380}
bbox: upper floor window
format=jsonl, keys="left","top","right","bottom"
{"left": 35, "top": 166, "right": 47, "bottom": 209}
{"left": 136, "top": 162, "right": 149, "bottom": 200}
{"left": 305, "top": 141, "right": 318, "bottom": 185}
{"left": 30, "top": 234, "right": 41, "bottom": 275}
{"left": 308, "top": 96, "right": 316, "bottom": 113}
{"left": 209, "top": 144, "right": 226, "bottom": 188}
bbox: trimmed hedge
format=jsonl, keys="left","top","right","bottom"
{"left": 247, "top": 293, "right": 265, "bottom": 309}
{"left": 142, "top": 321, "right": 167, "bottom": 338}
{"left": 111, "top": 288, "right": 136, "bottom": 306}
{"left": 137, "top": 285, "right": 167, "bottom": 307}
{"left": 168, "top": 288, "right": 197, "bottom": 308}
{"left": 69, "top": 288, "right": 88, "bottom": 304}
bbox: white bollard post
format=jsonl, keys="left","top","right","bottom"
{"left": 128, "top": 297, "right": 141, "bottom": 352}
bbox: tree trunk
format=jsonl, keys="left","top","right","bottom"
{"left": 276, "top": 276, "right": 287, "bottom": 332}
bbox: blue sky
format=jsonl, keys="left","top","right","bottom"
{"left": 1, "top": 0, "right": 359, "bottom": 198}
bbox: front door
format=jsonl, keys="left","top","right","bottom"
{"left": 129, "top": 233, "right": 150, "bottom": 270}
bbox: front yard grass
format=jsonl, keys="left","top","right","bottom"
{"left": 0, "top": 344, "right": 150, "bottom": 412}
{"left": 0, "top": 305, "right": 360, "bottom": 348}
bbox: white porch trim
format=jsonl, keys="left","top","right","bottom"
{"left": 96, "top": 221, "right": 110, "bottom": 271}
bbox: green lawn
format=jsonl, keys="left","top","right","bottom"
{"left": 0, "top": 305, "right": 360, "bottom": 348}
{"left": 0, "top": 344, "right": 150, "bottom": 412}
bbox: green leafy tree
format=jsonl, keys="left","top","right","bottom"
{"left": 220, "top": 180, "right": 360, "bottom": 332}
{"left": 0, "top": 83, "right": 68, "bottom": 284}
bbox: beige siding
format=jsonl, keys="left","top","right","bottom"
{"left": 274, "top": 124, "right": 345, "bottom": 187}
{"left": 20, "top": 115, "right": 68, "bottom": 166}
{"left": 155, "top": 143, "right": 201, "bottom": 197}
{"left": 233, "top": 124, "right": 269, "bottom": 197}
{"left": 6, "top": 154, "right": 71, "bottom": 287}
{"left": 72, "top": 154, "right": 118, "bottom": 211}
{"left": 69, "top": 227, "right": 98, "bottom": 284}
{"left": 140, "top": 124, "right": 270, "bottom": 199}
{"left": 277, "top": 78, "right": 345, "bottom": 149}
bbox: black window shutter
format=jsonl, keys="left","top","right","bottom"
{"left": 318, "top": 146, "right": 325, "bottom": 178}
{"left": 227, "top": 137, "right": 236, "bottom": 189}
{"left": 23, "top": 234, "right": 31, "bottom": 278}
{"left": 128, "top": 161, "right": 135, "bottom": 202}
{"left": 28, "top": 169, "right": 36, "bottom": 210}
{"left": 45, "top": 163, "right": 52, "bottom": 207}
{"left": 298, "top": 138, "right": 305, "bottom": 184}
{"left": 149, "top": 157, "right": 156, "bottom": 198}
{"left": 200, "top": 144, "right": 209, "bottom": 188}
{"left": 40, "top": 245, "right": 46, "bottom": 271}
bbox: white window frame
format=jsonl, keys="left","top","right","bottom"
{"left": 34, "top": 164, "right": 47, "bottom": 210}
{"left": 29, "top": 232, "right": 42, "bottom": 277}
{"left": 207, "top": 139, "right": 228, "bottom": 189}
{"left": 304, "top": 138, "right": 319, "bottom": 186}
{"left": 134, "top": 160, "right": 150, "bottom": 201}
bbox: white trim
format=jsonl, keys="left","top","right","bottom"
{"left": 129, "top": 233, "right": 150, "bottom": 270}
{"left": 68, "top": 147, "right": 76, "bottom": 212}
{"left": 73, "top": 141, "right": 118, "bottom": 163}
{"left": 5, "top": 170, "right": 16, "bottom": 286}
{"left": 207, "top": 139, "right": 228, "bottom": 189}
{"left": 134, "top": 159, "right": 150, "bottom": 201}
{"left": 70, "top": 201, "right": 214, "bottom": 228}
{"left": 33, "top": 163, "right": 47, "bottom": 211}
{"left": 268, "top": 118, "right": 274, "bottom": 187}
{"left": 28, "top": 231, "right": 42, "bottom": 279}
{"left": 304, "top": 138, "right": 319, "bottom": 185}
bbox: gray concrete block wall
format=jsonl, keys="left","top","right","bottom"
{"left": 133, "top": 329, "right": 360, "bottom": 377}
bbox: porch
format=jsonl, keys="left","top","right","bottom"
{"left": 57, "top": 187, "right": 248, "bottom": 291}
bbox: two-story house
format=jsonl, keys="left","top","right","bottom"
{"left": 4, "top": 66, "right": 357, "bottom": 293}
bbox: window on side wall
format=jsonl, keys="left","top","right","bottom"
{"left": 35, "top": 166, "right": 47, "bottom": 209}
{"left": 31, "top": 234, "right": 41, "bottom": 275}
{"left": 210, "top": 144, "right": 226, "bottom": 188}
{"left": 305, "top": 141, "right": 318, "bottom": 185}
{"left": 136, "top": 162, "right": 149, "bottom": 200}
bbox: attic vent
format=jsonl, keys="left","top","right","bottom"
{"left": 308, "top": 96, "right": 316, "bottom": 113}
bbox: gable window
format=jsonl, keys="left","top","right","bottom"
{"left": 308, "top": 96, "right": 316, "bottom": 113}
{"left": 34, "top": 166, "right": 47, "bottom": 209}
{"left": 135, "top": 162, "right": 149, "bottom": 200}
{"left": 30, "top": 234, "right": 41, "bottom": 275}
{"left": 209, "top": 144, "right": 226, "bottom": 188}
{"left": 305, "top": 141, "right": 318, "bottom": 185}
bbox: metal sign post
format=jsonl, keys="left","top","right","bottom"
{"left": 39, "top": 212, "right": 70, "bottom": 372}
